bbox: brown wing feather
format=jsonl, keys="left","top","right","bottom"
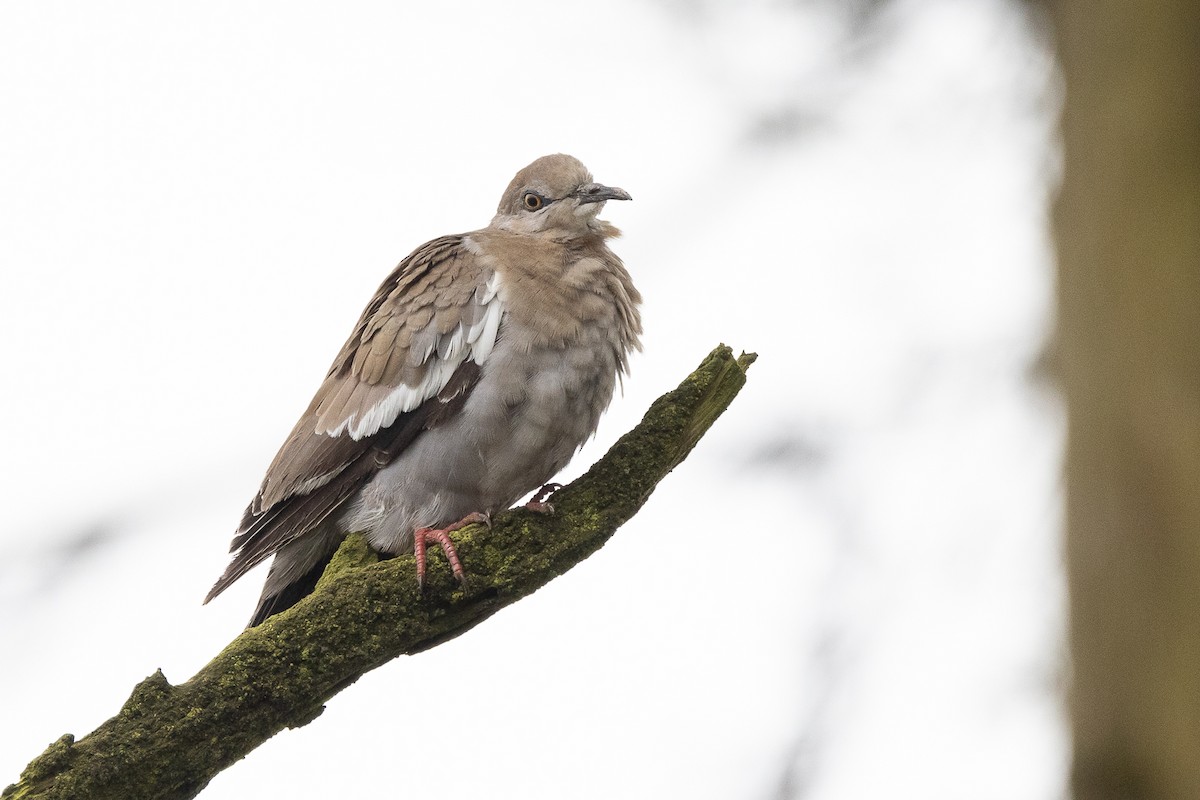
{"left": 255, "top": 235, "right": 490, "bottom": 510}
{"left": 204, "top": 232, "right": 494, "bottom": 603}
{"left": 204, "top": 360, "right": 481, "bottom": 602}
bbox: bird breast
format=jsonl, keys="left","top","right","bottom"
{"left": 338, "top": 237, "right": 638, "bottom": 556}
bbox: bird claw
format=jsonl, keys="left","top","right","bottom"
{"left": 414, "top": 512, "right": 489, "bottom": 591}
{"left": 530, "top": 484, "right": 561, "bottom": 503}
{"left": 526, "top": 483, "right": 562, "bottom": 514}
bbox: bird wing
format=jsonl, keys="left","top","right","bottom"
{"left": 204, "top": 234, "right": 502, "bottom": 601}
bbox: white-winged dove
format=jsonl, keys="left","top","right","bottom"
{"left": 205, "top": 154, "right": 642, "bottom": 626}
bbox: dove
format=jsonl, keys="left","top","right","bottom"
{"left": 205, "top": 154, "right": 642, "bottom": 626}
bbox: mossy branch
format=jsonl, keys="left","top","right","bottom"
{"left": 4, "top": 344, "right": 756, "bottom": 800}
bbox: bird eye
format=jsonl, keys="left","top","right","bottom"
{"left": 522, "top": 192, "right": 544, "bottom": 211}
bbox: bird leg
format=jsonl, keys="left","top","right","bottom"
{"left": 413, "top": 512, "right": 489, "bottom": 590}
{"left": 525, "top": 483, "right": 562, "bottom": 514}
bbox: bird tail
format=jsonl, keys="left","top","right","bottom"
{"left": 205, "top": 523, "right": 343, "bottom": 627}
{"left": 247, "top": 549, "right": 338, "bottom": 627}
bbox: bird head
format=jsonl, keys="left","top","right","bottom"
{"left": 491, "top": 154, "right": 631, "bottom": 237}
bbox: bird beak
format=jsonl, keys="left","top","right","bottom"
{"left": 571, "top": 183, "right": 633, "bottom": 204}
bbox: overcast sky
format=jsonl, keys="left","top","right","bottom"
{"left": 1, "top": 2, "right": 1065, "bottom": 798}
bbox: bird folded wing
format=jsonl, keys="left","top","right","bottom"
{"left": 204, "top": 236, "right": 500, "bottom": 601}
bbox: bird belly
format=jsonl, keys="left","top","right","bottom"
{"left": 338, "top": 332, "right": 619, "bottom": 555}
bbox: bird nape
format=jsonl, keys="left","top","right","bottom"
{"left": 205, "top": 154, "right": 642, "bottom": 627}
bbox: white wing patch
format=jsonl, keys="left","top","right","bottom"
{"left": 330, "top": 271, "right": 505, "bottom": 441}
{"left": 468, "top": 273, "right": 503, "bottom": 364}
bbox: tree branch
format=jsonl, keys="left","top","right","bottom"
{"left": 5, "top": 344, "right": 756, "bottom": 800}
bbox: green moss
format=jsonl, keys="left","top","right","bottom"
{"left": 3, "top": 734, "right": 74, "bottom": 798}
{"left": 118, "top": 671, "right": 173, "bottom": 720}
{"left": 314, "top": 533, "right": 379, "bottom": 593}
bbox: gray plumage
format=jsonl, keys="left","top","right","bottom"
{"left": 205, "top": 154, "right": 642, "bottom": 626}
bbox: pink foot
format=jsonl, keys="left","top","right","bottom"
{"left": 525, "top": 483, "right": 562, "bottom": 514}
{"left": 413, "top": 512, "right": 489, "bottom": 590}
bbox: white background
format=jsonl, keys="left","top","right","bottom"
{"left": 0, "top": 1, "right": 1066, "bottom": 798}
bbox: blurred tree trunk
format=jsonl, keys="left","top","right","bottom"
{"left": 1052, "top": 3, "right": 1200, "bottom": 799}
